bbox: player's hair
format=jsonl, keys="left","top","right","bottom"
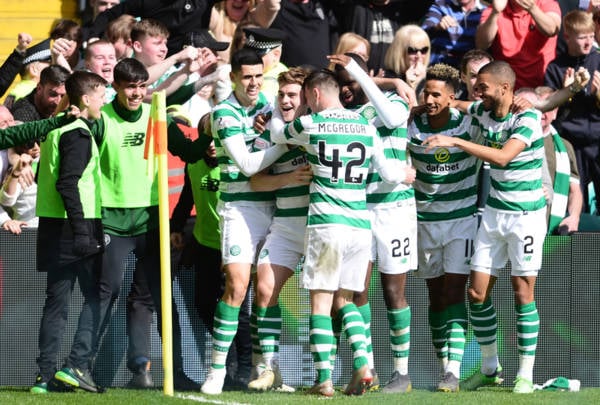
{"left": 230, "top": 48, "right": 263, "bottom": 74}
{"left": 113, "top": 58, "right": 149, "bottom": 84}
{"left": 426, "top": 63, "right": 461, "bottom": 93}
{"left": 278, "top": 66, "right": 312, "bottom": 87}
{"left": 130, "top": 18, "right": 169, "bottom": 42}
{"left": 302, "top": 69, "right": 339, "bottom": 94}
{"left": 563, "top": 9, "right": 594, "bottom": 35}
{"left": 84, "top": 40, "right": 115, "bottom": 61}
{"left": 39, "top": 65, "right": 71, "bottom": 87}
{"left": 459, "top": 49, "right": 493, "bottom": 76}
{"left": 105, "top": 14, "right": 136, "bottom": 43}
{"left": 478, "top": 60, "right": 516, "bottom": 90}
{"left": 65, "top": 71, "right": 107, "bottom": 106}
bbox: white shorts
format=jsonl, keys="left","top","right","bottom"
{"left": 257, "top": 216, "right": 306, "bottom": 271}
{"left": 219, "top": 201, "right": 274, "bottom": 265}
{"left": 370, "top": 202, "right": 418, "bottom": 275}
{"left": 414, "top": 215, "right": 478, "bottom": 279}
{"left": 471, "top": 207, "right": 546, "bottom": 277}
{"left": 302, "top": 225, "right": 371, "bottom": 292}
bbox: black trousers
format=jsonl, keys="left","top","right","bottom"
{"left": 94, "top": 229, "right": 185, "bottom": 372}
{"left": 37, "top": 254, "right": 102, "bottom": 380}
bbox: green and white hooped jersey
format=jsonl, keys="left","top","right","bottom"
{"left": 254, "top": 130, "right": 309, "bottom": 218}
{"left": 282, "top": 108, "right": 378, "bottom": 230}
{"left": 212, "top": 92, "right": 274, "bottom": 203}
{"left": 355, "top": 92, "right": 414, "bottom": 206}
{"left": 409, "top": 108, "right": 479, "bottom": 222}
{"left": 36, "top": 119, "right": 101, "bottom": 219}
{"left": 469, "top": 101, "right": 546, "bottom": 212}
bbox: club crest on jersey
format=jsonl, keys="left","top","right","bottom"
{"left": 434, "top": 147, "right": 451, "bottom": 163}
{"left": 362, "top": 106, "right": 376, "bottom": 120}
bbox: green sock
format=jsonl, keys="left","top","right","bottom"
{"left": 388, "top": 306, "right": 411, "bottom": 374}
{"left": 516, "top": 301, "right": 539, "bottom": 381}
{"left": 310, "top": 314, "right": 333, "bottom": 383}
{"left": 470, "top": 299, "right": 498, "bottom": 374}
{"left": 428, "top": 307, "right": 448, "bottom": 362}
{"left": 257, "top": 304, "right": 282, "bottom": 366}
{"left": 339, "top": 303, "right": 368, "bottom": 370}
{"left": 357, "top": 303, "right": 374, "bottom": 369}
{"left": 211, "top": 301, "right": 240, "bottom": 370}
{"left": 329, "top": 312, "right": 342, "bottom": 371}
{"left": 446, "top": 302, "right": 468, "bottom": 377}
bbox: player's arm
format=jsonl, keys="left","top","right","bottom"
{"left": 423, "top": 134, "right": 526, "bottom": 167}
{"left": 213, "top": 109, "right": 287, "bottom": 177}
{"left": 340, "top": 56, "right": 410, "bottom": 128}
{"left": 250, "top": 165, "right": 312, "bottom": 192}
{"left": 166, "top": 116, "right": 213, "bottom": 163}
{"left": 371, "top": 132, "right": 415, "bottom": 184}
{"left": 0, "top": 113, "right": 73, "bottom": 149}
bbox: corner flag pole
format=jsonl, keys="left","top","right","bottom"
{"left": 146, "top": 90, "right": 174, "bottom": 396}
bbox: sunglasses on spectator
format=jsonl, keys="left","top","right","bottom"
{"left": 407, "top": 46, "right": 429, "bottom": 55}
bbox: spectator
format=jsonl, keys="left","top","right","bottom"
{"left": 476, "top": 0, "right": 561, "bottom": 89}
{"left": 0, "top": 32, "right": 32, "bottom": 99}
{"left": 332, "top": 32, "right": 371, "bottom": 66}
{"left": 0, "top": 139, "right": 40, "bottom": 230}
{"left": 457, "top": 49, "right": 493, "bottom": 100}
{"left": 544, "top": 9, "right": 600, "bottom": 214}
{"left": 209, "top": 0, "right": 280, "bottom": 64}
{"left": 383, "top": 25, "right": 431, "bottom": 92}
{"left": 49, "top": 19, "right": 84, "bottom": 70}
{"left": 10, "top": 65, "right": 70, "bottom": 122}
{"left": 334, "top": 0, "right": 434, "bottom": 74}
{"left": 270, "top": 0, "right": 338, "bottom": 69}
{"left": 3, "top": 37, "right": 48, "bottom": 110}
{"left": 422, "top": 0, "right": 486, "bottom": 67}
{"left": 83, "top": 0, "right": 219, "bottom": 57}
{"left": 84, "top": 40, "right": 118, "bottom": 103}
{"left": 104, "top": 14, "right": 136, "bottom": 60}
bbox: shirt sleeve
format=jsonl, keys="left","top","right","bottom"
{"left": 55, "top": 128, "right": 93, "bottom": 236}
{"left": 345, "top": 58, "right": 410, "bottom": 128}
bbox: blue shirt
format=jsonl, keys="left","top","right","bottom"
{"left": 421, "top": 0, "right": 484, "bottom": 67}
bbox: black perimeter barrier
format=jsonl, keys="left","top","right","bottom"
{"left": 1, "top": 229, "right": 599, "bottom": 389}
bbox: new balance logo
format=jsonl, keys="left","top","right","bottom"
{"left": 121, "top": 132, "right": 146, "bottom": 147}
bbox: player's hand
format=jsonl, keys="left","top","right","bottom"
{"left": 197, "top": 48, "right": 218, "bottom": 76}
{"left": 72, "top": 234, "right": 102, "bottom": 257}
{"left": 403, "top": 166, "right": 416, "bottom": 184}
{"left": 559, "top": 215, "right": 579, "bottom": 234}
{"left": 2, "top": 219, "right": 27, "bottom": 235}
{"left": 254, "top": 113, "right": 272, "bottom": 134}
{"left": 392, "top": 78, "right": 417, "bottom": 107}
{"left": 422, "top": 134, "right": 458, "bottom": 152}
{"left": 327, "top": 54, "right": 352, "bottom": 68}
{"left": 285, "top": 165, "right": 313, "bottom": 186}
{"left": 511, "top": 95, "right": 534, "bottom": 114}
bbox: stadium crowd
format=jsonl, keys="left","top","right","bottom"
{"left": 0, "top": 0, "right": 599, "bottom": 397}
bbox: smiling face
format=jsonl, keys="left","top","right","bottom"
{"left": 133, "top": 34, "right": 168, "bottom": 66}
{"left": 226, "top": 0, "right": 250, "bottom": 22}
{"left": 113, "top": 80, "right": 147, "bottom": 111}
{"left": 86, "top": 42, "right": 117, "bottom": 83}
{"left": 336, "top": 69, "right": 366, "bottom": 108}
{"left": 277, "top": 83, "right": 302, "bottom": 123}
{"left": 474, "top": 72, "right": 502, "bottom": 112}
{"left": 231, "top": 64, "right": 263, "bottom": 107}
{"left": 423, "top": 79, "right": 454, "bottom": 118}
{"left": 462, "top": 58, "right": 490, "bottom": 101}
{"left": 34, "top": 82, "right": 67, "bottom": 118}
